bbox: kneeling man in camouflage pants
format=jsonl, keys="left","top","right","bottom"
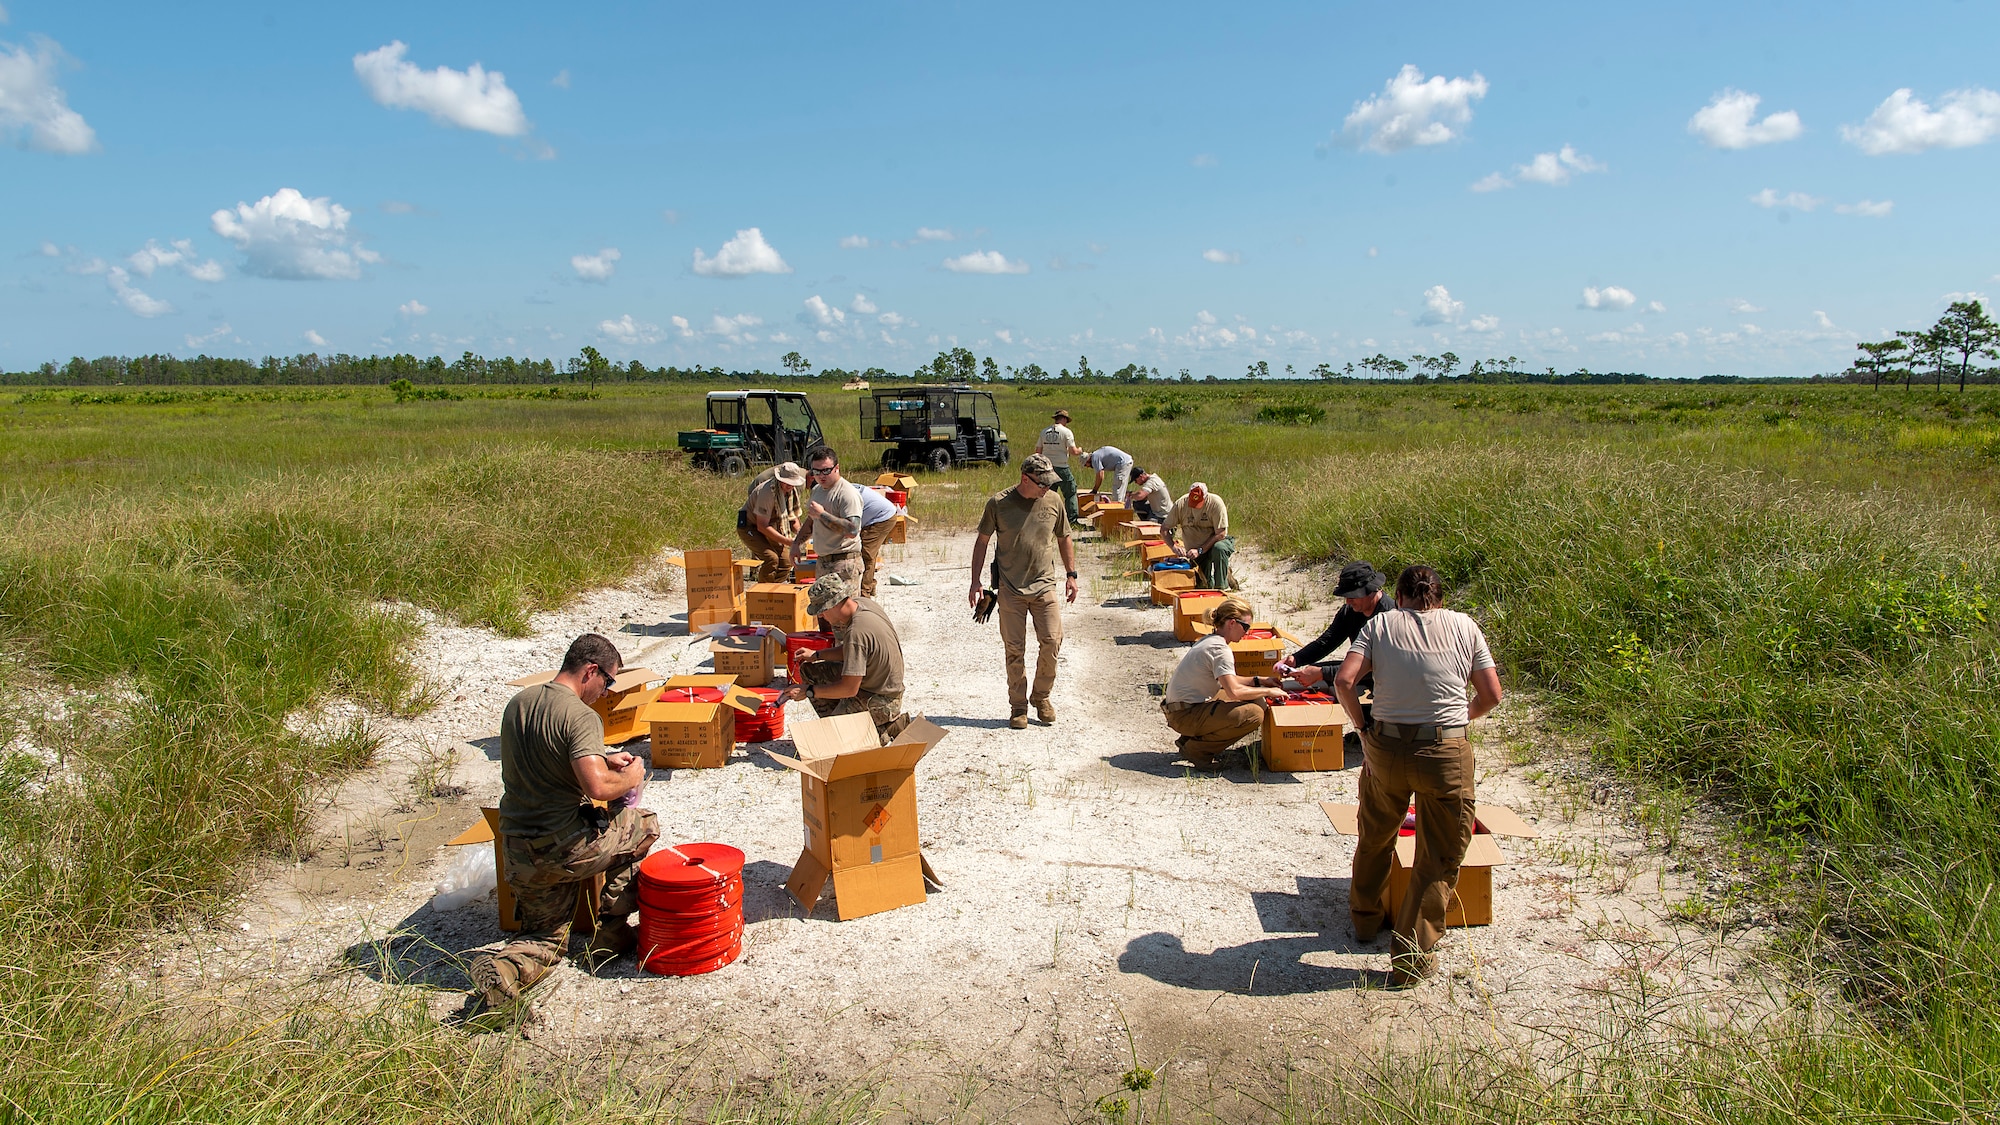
{"left": 468, "top": 634, "right": 658, "bottom": 1025}
{"left": 785, "top": 573, "right": 908, "bottom": 743}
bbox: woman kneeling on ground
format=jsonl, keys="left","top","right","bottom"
{"left": 1160, "top": 596, "right": 1287, "bottom": 766}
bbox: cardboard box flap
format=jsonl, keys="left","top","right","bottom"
{"left": 637, "top": 699, "right": 723, "bottom": 724}
{"left": 785, "top": 711, "right": 881, "bottom": 761}
{"left": 505, "top": 669, "right": 558, "bottom": 688}
{"left": 447, "top": 816, "right": 495, "bottom": 846}
{"left": 1395, "top": 833, "right": 1509, "bottom": 868}
{"left": 1321, "top": 801, "right": 1359, "bottom": 835}
{"left": 718, "top": 683, "right": 763, "bottom": 715}
{"left": 899, "top": 513, "right": 920, "bottom": 526}
{"left": 606, "top": 685, "right": 663, "bottom": 715}
{"left": 1269, "top": 705, "right": 1343, "bottom": 732}
{"left": 607, "top": 667, "right": 659, "bottom": 693}
{"left": 664, "top": 673, "right": 743, "bottom": 690}
{"left": 775, "top": 713, "right": 947, "bottom": 779}
{"left": 1473, "top": 804, "right": 1541, "bottom": 839}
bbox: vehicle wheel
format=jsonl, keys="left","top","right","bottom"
{"left": 996, "top": 444, "right": 1010, "bottom": 466}
{"left": 926, "top": 446, "right": 953, "bottom": 473}
{"left": 881, "top": 448, "right": 902, "bottom": 470}
{"left": 718, "top": 452, "right": 748, "bottom": 477}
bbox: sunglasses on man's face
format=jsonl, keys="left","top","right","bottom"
{"left": 594, "top": 663, "right": 620, "bottom": 685}
{"left": 809, "top": 466, "right": 837, "bottom": 476}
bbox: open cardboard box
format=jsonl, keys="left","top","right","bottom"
{"left": 1229, "top": 624, "right": 1299, "bottom": 678}
{"left": 638, "top": 674, "right": 762, "bottom": 768}
{"left": 1172, "top": 590, "right": 1227, "bottom": 642}
{"left": 767, "top": 713, "right": 948, "bottom": 921}
{"left": 1320, "top": 802, "right": 1541, "bottom": 926}
{"left": 1150, "top": 568, "right": 1198, "bottom": 606}
{"left": 447, "top": 809, "right": 602, "bottom": 934}
{"left": 889, "top": 512, "right": 917, "bottom": 544}
{"left": 746, "top": 582, "right": 815, "bottom": 634}
{"left": 875, "top": 471, "right": 918, "bottom": 492}
{"left": 1094, "top": 504, "right": 1132, "bottom": 540}
{"left": 1133, "top": 538, "right": 1173, "bottom": 568}
{"left": 505, "top": 667, "right": 663, "bottom": 745}
{"left": 1261, "top": 699, "right": 1344, "bottom": 771}
{"left": 671, "top": 548, "right": 748, "bottom": 632}
{"left": 710, "top": 627, "right": 785, "bottom": 686}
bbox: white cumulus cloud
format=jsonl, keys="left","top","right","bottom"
{"left": 691, "top": 227, "right": 791, "bottom": 277}
{"left": 0, "top": 34, "right": 96, "bottom": 154}
{"left": 184, "top": 322, "right": 231, "bottom": 348}
{"left": 304, "top": 329, "right": 328, "bottom": 347}
{"left": 1338, "top": 64, "right": 1488, "bottom": 153}
{"left": 1201, "top": 248, "right": 1240, "bottom": 264}
{"left": 1842, "top": 86, "right": 2000, "bottom": 155}
{"left": 598, "top": 314, "right": 661, "bottom": 345}
{"left": 211, "top": 188, "right": 377, "bottom": 280}
{"left": 943, "top": 250, "right": 1028, "bottom": 275}
{"left": 105, "top": 266, "right": 171, "bottom": 317}
{"left": 839, "top": 234, "right": 873, "bottom": 249}
{"left": 1749, "top": 188, "right": 1822, "bottom": 211}
{"left": 1468, "top": 314, "right": 1501, "bottom": 333}
{"left": 571, "top": 247, "right": 620, "bottom": 282}
{"left": 1688, "top": 90, "right": 1803, "bottom": 149}
{"left": 708, "top": 312, "right": 761, "bottom": 344}
{"left": 1417, "top": 284, "right": 1464, "bottom": 325}
{"left": 127, "top": 238, "right": 223, "bottom": 281}
{"left": 670, "top": 315, "right": 693, "bottom": 338}
{"left": 1478, "top": 144, "right": 1604, "bottom": 190}
{"left": 399, "top": 299, "right": 428, "bottom": 316}
{"left": 802, "top": 294, "right": 845, "bottom": 326}
{"left": 1580, "top": 285, "right": 1637, "bottom": 311}
{"left": 1834, "top": 199, "right": 1894, "bottom": 217}
{"left": 849, "top": 294, "right": 877, "bottom": 314}
{"left": 352, "top": 41, "right": 529, "bottom": 136}
{"left": 914, "top": 227, "right": 955, "bottom": 242}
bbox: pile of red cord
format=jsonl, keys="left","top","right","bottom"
{"left": 734, "top": 685, "right": 786, "bottom": 742}
{"left": 784, "top": 631, "right": 835, "bottom": 682}
{"left": 636, "top": 843, "right": 745, "bottom": 976}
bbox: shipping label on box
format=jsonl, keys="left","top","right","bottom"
{"left": 1172, "top": 590, "right": 1227, "bottom": 642}
{"left": 710, "top": 628, "right": 783, "bottom": 686}
{"left": 767, "top": 713, "right": 948, "bottom": 921}
{"left": 745, "top": 583, "right": 815, "bottom": 634}
{"left": 638, "top": 675, "right": 762, "bottom": 769}
{"left": 1261, "top": 701, "right": 1344, "bottom": 771}
{"left": 1320, "top": 802, "right": 1540, "bottom": 927}
{"left": 688, "top": 594, "right": 746, "bottom": 633}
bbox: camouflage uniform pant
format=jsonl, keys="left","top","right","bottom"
{"left": 799, "top": 656, "right": 904, "bottom": 741}
{"left": 480, "top": 805, "right": 659, "bottom": 998}
{"left": 817, "top": 551, "right": 864, "bottom": 590}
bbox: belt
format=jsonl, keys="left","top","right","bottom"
{"left": 819, "top": 549, "right": 861, "bottom": 561}
{"left": 1161, "top": 700, "right": 1199, "bottom": 714}
{"left": 517, "top": 823, "right": 588, "bottom": 850}
{"left": 1371, "top": 720, "right": 1467, "bottom": 741}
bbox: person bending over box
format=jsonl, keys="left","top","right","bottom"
{"left": 785, "top": 573, "right": 909, "bottom": 742}
{"left": 1160, "top": 596, "right": 1287, "bottom": 768}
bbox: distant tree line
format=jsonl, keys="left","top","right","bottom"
{"left": 1841, "top": 301, "right": 2000, "bottom": 392}
{"left": 5, "top": 345, "right": 1800, "bottom": 388}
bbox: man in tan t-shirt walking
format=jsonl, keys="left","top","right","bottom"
{"left": 969, "top": 453, "right": 1078, "bottom": 729}
{"left": 737, "top": 461, "right": 806, "bottom": 582}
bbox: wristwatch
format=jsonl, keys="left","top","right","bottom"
{"left": 1066, "top": 570, "right": 1079, "bottom": 578}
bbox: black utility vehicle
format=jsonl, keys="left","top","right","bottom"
{"left": 677, "top": 390, "right": 825, "bottom": 476}
{"left": 860, "top": 384, "right": 1009, "bottom": 471}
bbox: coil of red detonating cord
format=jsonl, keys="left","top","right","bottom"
{"left": 636, "top": 843, "right": 745, "bottom": 976}
{"left": 785, "top": 631, "right": 835, "bottom": 682}
{"left": 734, "top": 685, "right": 786, "bottom": 742}
{"left": 1272, "top": 691, "right": 1336, "bottom": 706}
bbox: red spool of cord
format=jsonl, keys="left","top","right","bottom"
{"left": 785, "top": 631, "right": 836, "bottom": 682}
{"left": 636, "top": 843, "right": 746, "bottom": 977}
{"left": 734, "top": 686, "right": 786, "bottom": 743}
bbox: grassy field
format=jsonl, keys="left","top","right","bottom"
{"left": 2, "top": 379, "right": 1998, "bottom": 1121}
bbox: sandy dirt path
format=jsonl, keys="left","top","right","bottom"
{"left": 147, "top": 518, "right": 1768, "bottom": 1118}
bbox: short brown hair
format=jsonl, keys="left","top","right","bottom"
{"left": 807, "top": 445, "right": 838, "bottom": 467}
{"left": 1208, "top": 596, "right": 1254, "bottom": 627}
{"left": 1394, "top": 565, "right": 1444, "bottom": 610}
{"left": 560, "top": 633, "right": 623, "bottom": 677}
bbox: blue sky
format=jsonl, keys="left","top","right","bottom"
{"left": 4, "top": 0, "right": 1998, "bottom": 378}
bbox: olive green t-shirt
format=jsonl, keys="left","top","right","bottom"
{"left": 976, "top": 485, "right": 1070, "bottom": 597}
{"left": 836, "top": 597, "right": 905, "bottom": 697}
{"left": 1164, "top": 493, "right": 1228, "bottom": 547}
{"left": 498, "top": 682, "right": 607, "bottom": 840}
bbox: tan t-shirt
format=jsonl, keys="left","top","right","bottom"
{"left": 497, "top": 682, "right": 606, "bottom": 840}
{"left": 1036, "top": 423, "right": 1076, "bottom": 463}
{"left": 1350, "top": 607, "right": 1496, "bottom": 726}
{"left": 976, "top": 486, "right": 1071, "bottom": 597}
{"left": 1133, "top": 474, "right": 1172, "bottom": 513}
{"left": 1165, "top": 633, "right": 1236, "bottom": 704}
{"left": 808, "top": 477, "right": 863, "bottom": 556}
{"left": 836, "top": 597, "right": 904, "bottom": 697}
{"left": 744, "top": 474, "right": 801, "bottom": 537}
{"left": 1164, "top": 493, "right": 1228, "bottom": 546}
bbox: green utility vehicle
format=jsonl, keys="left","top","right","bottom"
{"left": 677, "top": 390, "right": 825, "bottom": 476}
{"left": 860, "top": 384, "right": 1009, "bottom": 471}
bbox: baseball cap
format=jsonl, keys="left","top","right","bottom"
{"left": 1020, "top": 453, "right": 1061, "bottom": 487}
{"left": 806, "top": 573, "right": 853, "bottom": 616}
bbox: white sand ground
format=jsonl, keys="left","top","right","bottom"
{"left": 136, "top": 515, "right": 1776, "bottom": 1118}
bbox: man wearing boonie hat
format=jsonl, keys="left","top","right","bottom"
{"left": 785, "top": 573, "right": 908, "bottom": 741}
{"left": 1035, "top": 409, "right": 1085, "bottom": 526}
{"left": 737, "top": 461, "right": 807, "bottom": 582}
{"left": 970, "top": 452, "right": 1078, "bottom": 729}
{"left": 1283, "top": 560, "right": 1395, "bottom": 735}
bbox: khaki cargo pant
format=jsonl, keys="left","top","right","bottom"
{"left": 858, "top": 517, "right": 896, "bottom": 597}
{"left": 1350, "top": 726, "right": 1476, "bottom": 975}
{"left": 1162, "top": 699, "right": 1264, "bottom": 759}
{"left": 996, "top": 586, "right": 1063, "bottom": 713}
{"left": 482, "top": 806, "right": 660, "bottom": 996}
{"left": 737, "top": 524, "right": 794, "bottom": 583}
{"left": 799, "top": 658, "right": 905, "bottom": 741}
